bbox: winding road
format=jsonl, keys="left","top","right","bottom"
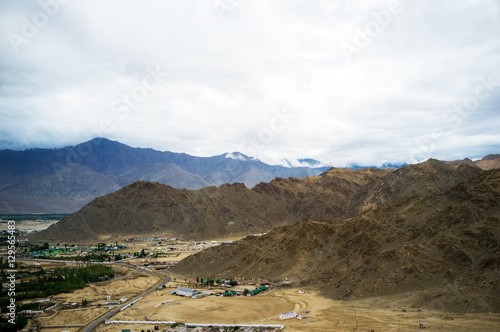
{"left": 79, "top": 261, "right": 170, "bottom": 332}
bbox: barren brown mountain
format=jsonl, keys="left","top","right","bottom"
{"left": 30, "top": 159, "right": 484, "bottom": 242}
{"left": 171, "top": 168, "right": 500, "bottom": 313}
{"left": 475, "top": 154, "right": 500, "bottom": 170}
{"left": 448, "top": 153, "right": 500, "bottom": 170}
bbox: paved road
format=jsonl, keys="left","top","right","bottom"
{"left": 80, "top": 261, "right": 169, "bottom": 332}
{"left": 17, "top": 257, "right": 170, "bottom": 331}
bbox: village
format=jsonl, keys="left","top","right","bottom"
{"left": 1, "top": 227, "right": 306, "bottom": 332}
{"left": 4, "top": 256, "right": 303, "bottom": 332}
{"left": 3, "top": 226, "right": 500, "bottom": 331}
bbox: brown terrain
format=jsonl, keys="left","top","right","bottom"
{"left": 171, "top": 168, "right": 500, "bottom": 313}
{"left": 22, "top": 156, "right": 500, "bottom": 326}
{"left": 447, "top": 153, "right": 500, "bottom": 170}
{"left": 30, "top": 158, "right": 485, "bottom": 242}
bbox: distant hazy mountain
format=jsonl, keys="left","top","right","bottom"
{"left": 0, "top": 138, "right": 329, "bottom": 213}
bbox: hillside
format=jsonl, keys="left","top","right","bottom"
{"left": 0, "top": 138, "right": 328, "bottom": 213}
{"left": 448, "top": 154, "right": 500, "bottom": 171}
{"left": 30, "top": 159, "right": 483, "bottom": 242}
{"left": 28, "top": 167, "right": 379, "bottom": 242}
{"left": 171, "top": 169, "right": 500, "bottom": 313}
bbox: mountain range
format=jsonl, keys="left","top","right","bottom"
{"left": 27, "top": 155, "right": 500, "bottom": 313}
{"left": 0, "top": 138, "right": 329, "bottom": 214}
{"left": 171, "top": 167, "right": 500, "bottom": 313}
{"left": 30, "top": 158, "right": 487, "bottom": 242}
{"left": 2, "top": 138, "right": 497, "bottom": 215}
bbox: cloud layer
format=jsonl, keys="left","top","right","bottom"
{"left": 1, "top": 0, "right": 499, "bottom": 166}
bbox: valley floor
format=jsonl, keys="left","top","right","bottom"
{"left": 94, "top": 284, "right": 500, "bottom": 332}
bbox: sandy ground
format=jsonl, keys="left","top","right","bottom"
{"left": 94, "top": 286, "right": 500, "bottom": 332}
{"left": 39, "top": 328, "right": 80, "bottom": 332}
{"left": 38, "top": 307, "right": 109, "bottom": 326}
{"left": 128, "top": 252, "right": 196, "bottom": 265}
{"left": 15, "top": 250, "right": 500, "bottom": 331}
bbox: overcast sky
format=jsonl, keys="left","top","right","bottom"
{"left": 1, "top": 0, "right": 499, "bottom": 167}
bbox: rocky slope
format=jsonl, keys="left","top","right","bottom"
{"left": 171, "top": 168, "right": 500, "bottom": 313}
{"left": 448, "top": 154, "right": 500, "bottom": 170}
{"left": 30, "top": 159, "right": 483, "bottom": 242}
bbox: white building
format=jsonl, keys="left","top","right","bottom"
{"left": 279, "top": 312, "right": 297, "bottom": 320}
{"left": 175, "top": 286, "right": 198, "bottom": 297}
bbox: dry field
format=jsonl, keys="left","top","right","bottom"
{"left": 38, "top": 307, "right": 109, "bottom": 327}
{"left": 52, "top": 265, "right": 161, "bottom": 304}
{"left": 94, "top": 285, "right": 500, "bottom": 331}
{"left": 27, "top": 264, "right": 161, "bottom": 330}
{"left": 38, "top": 328, "right": 80, "bottom": 332}
{"left": 127, "top": 252, "right": 197, "bottom": 265}
{"left": 19, "top": 260, "right": 500, "bottom": 331}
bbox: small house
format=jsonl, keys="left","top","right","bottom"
{"left": 279, "top": 312, "right": 297, "bottom": 320}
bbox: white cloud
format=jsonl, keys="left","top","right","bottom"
{"left": 0, "top": 0, "right": 499, "bottom": 166}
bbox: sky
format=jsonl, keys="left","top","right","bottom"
{"left": 0, "top": 0, "right": 499, "bottom": 167}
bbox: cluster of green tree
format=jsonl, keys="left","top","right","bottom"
{"left": 0, "top": 264, "right": 115, "bottom": 308}
{"left": 0, "top": 234, "right": 16, "bottom": 246}
{"left": 194, "top": 277, "right": 238, "bottom": 287}
{"left": 27, "top": 242, "right": 50, "bottom": 252}
{"left": 0, "top": 257, "right": 18, "bottom": 269}
{"left": 27, "top": 252, "right": 111, "bottom": 262}
{"left": 0, "top": 315, "right": 28, "bottom": 332}
{"left": 136, "top": 248, "right": 148, "bottom": 257}
{"left": 54, "top": 264, "right": 115, "bottom": 282}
